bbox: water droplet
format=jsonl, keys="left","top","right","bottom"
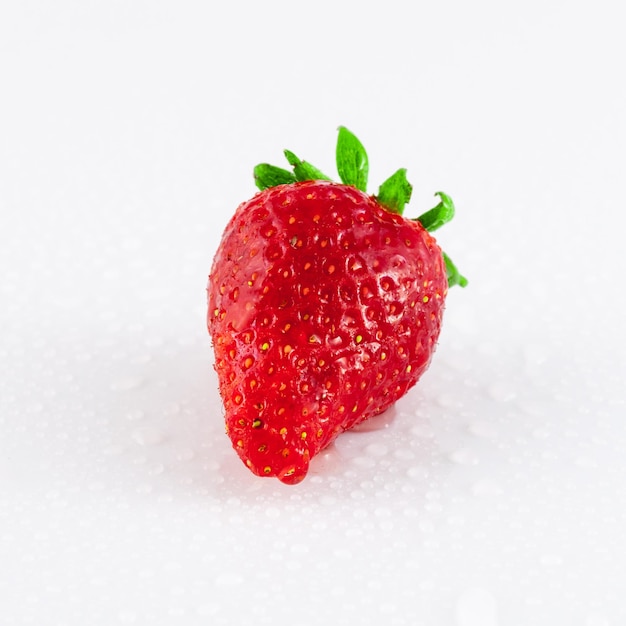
{"left": 215, "top": 572, "right": 244, "bottom": 586}
{"left": 471, "top": 479, "right": 503, "bottom": 497}
{"left": 487, "top": 380, "right": 517, "bottom": 402}
{"left": 419, "top": 520, "right": 435, "bottom": 533}
{"left": 449, "top": 448, "right": 478, "bottom": 466}
{"left": 575, "top": 456, "right": 596, "bottom": 469}
{"left": 456, "top": 588, "right": 497, "bottom": 626}
{"left": 393, "top": 448, "right": 415, "bottom": 461}
{"left": 410, "top": 423, "right": 434, "bottom": 438}
{"left": 540, "top": 554, "right": 563, "bottom": 567}
{"left": 468, "top": 420, "right": 498, "bottom": 439}
{"left": 364, "top": 443, "right": 388, "bottom": 457}
{"left": 103, "top": 444, "right": 124, "bottom": 456}
{"left": 523, "top": 343, "right": 549, "bottom": 366}
{"left": 265, "top": 507, "right": 280, "bottom": 519}
{"left": 176, "top": 448, "right": 195, "bottom": 461}
{"left": 351, "top": 456, "right": 376, "bottom": 468}
{"left": 531, "top": 427, "right": 549, "bottom": 439}
{"left": 333, "top": 548, "right": 352, "bottom": 559}
{"left": 118, "top": 610, "right": 137, "bottom": 624}
{"left": 132, "top": 427, "right": 166, "bottom": 446}
{"left": 111, "top": 377, "right": 144, "bottom": 391}
{"left": 126, "top": 409, "right": 145, "bottom": 421}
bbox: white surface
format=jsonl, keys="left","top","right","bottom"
{"left": 1, "top": 1, "right": 625, "bottom": 624}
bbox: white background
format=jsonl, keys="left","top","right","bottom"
{"left": 1, "top": 1, "right": 625, "bottom": 624}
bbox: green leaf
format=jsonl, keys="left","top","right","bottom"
{"left": 376, "top": 168, "right": 413, "bottom": 215}
{"left": 336, "top": 126, "right": 369, "bottom": 191}
{"left": 443, "top": 252, "right": 468, "bottom": 288}
{"left": 283, "top": 150, "right": 331, "bottom": 182}
{"left": 253, "top": 163, "right": 297, "bottom": 190}
{"left": 415, "top": 191, "right": 456, "bottom": 232}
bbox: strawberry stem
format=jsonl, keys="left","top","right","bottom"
{"left": 415, "top": 192, "right": 455, "bottom": 232}
{"left": 336, "top": 126, "right": 369, "bottom": 192}
{"left": 283, "top": 150, "right": 331, "bottom": 182}
{"left": 443, "top": 252, "right": 468, "bottom": 288}
{"left": 254, "top": 164, "right": 296, "bottom": 191}
{"left": 375, "top": 168, "right": 412, "bottom": 215}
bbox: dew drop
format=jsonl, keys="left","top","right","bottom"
{"left": 449, "top": 448, "right": 478, "bottom": 466}
{"left": 364, "top": 443, "right": 388, "bottom": 457}
{"left": 471, "top": 479, "right": 503, "bottom": 497}
{"left": 487, "top": 380, "right": 517, "bottom": 402}
{"left": 132, "top": 427, "right": 166, "bottom": 446}
{"left": 111, "top": 376, "right": 145, "bottom": 392}
{"left": 456, "top": 588, "right": 497, "bottom": 626}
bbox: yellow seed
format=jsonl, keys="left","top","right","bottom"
{"left": 423, "top": 296, "right": 429, "bottom": 303}
{"left": 355, "top": 335, "right": 363, "bottom": 344}
{"left": 236, "top": 439, "right": 244, "bottom": 448}
{"left": 283, "top": 345, "right": 292, "bottom": 354}
{"left": 327, "top": 264, "right": 336, "bottom": 275}
{"left": 301, "top": 432, "right": 307, "bottom": 440}
{"left": 280, "top": 427, "right": 288, "bottom": 435}
{"left": 244, "top": 357, "right": 254, "bottom": 369}
{"left": 252, "top": 418, "right": 262, "bottom": 428}
{"left": 278, "top": 408, "right": 286, "bottom": 417}
{"left": 246, "top": 459, "right": 253, "bottom": 467}
{"left": 289, "top": 216, "right": 296, "bottom": 224}
{"left": 406, "top": 365, "right": 412, "bottom": 373}
{"left": 304, "top": 262, "right": 312, "bottom": 270}
{"left": 261, "top": 342, "right": 269, "bottom": 351}
{"left": 381, "top": 352, "right": 387, "bottom": 360}
{"left": 258, "top": 444, "right": 267, "bottom": 452}
{"left": 317, "top": 429, "right": 323, "bottom": 437}
{"left": 263, "top": 466, "right": 272, "bottom": 474}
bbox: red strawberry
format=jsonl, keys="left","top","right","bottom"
{"left": 207, "top": 127, "right": 466, "bottom": 484}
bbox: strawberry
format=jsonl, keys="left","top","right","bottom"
{"left": 207, "top": 127, "right": 466, "bottom": 484}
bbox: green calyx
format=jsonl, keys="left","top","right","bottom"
{"left": 253, "top": 127, "right": 467, "bottom": 288}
